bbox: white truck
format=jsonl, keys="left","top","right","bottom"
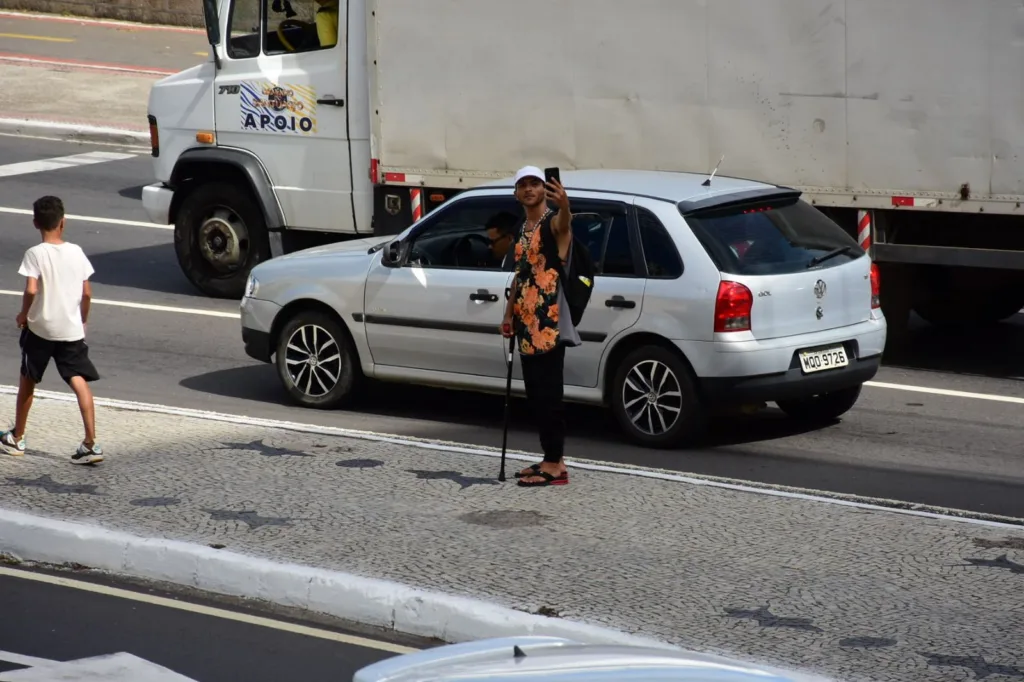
{"left": 142, "top": 0, "right": 1024, "bottom": 342}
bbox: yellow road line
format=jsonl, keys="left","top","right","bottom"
{"left": 0, "top": 32, "right": 74, "bottom": 42}
{"left": 0, "top": 565, "right": 419, "bottom": 654}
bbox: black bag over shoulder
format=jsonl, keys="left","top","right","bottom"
{"left": 539, "top": 212, "right": 596, "bottom": 327}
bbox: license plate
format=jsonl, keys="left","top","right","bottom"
{"left": 798, "top": 345, "right": 849, "bottom": 374}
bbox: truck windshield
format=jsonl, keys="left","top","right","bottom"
{"left": 681, "top": 198, "right": 863, "bottom": 276}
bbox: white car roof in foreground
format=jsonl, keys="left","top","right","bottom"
{"left": 352, "top": 636, "right": 832, "bottom": 682}
{"left": 470, "top": 169, "right": 784, "bottom": 205}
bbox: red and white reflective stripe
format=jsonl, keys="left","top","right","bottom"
{"left": 857, "top": 210, "right": 872, "bottom": 251}
{"left": 891, "top": 196, "right": 939, "bottom": 208}
{"left": 411, "top": 188, "right": 422, "bottom": 221}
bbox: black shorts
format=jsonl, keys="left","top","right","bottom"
{"left": 20, "top": 327, "right": 100, "bottom": 384}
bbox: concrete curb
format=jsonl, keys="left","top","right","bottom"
{"left": 0, "top": 508, "right": 676, "bottom": 650}
{"left": 0, "top": 117, "right": 150, "bottom": 147}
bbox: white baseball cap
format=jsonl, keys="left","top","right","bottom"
{"left": 513, "top": 165, "right": 545, "bottom": 186}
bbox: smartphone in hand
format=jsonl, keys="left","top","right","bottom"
{"left": 544, "top": 167, "right": 561, "bottom": 186}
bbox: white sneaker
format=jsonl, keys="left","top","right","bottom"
{"left": 0, "top": 430, "right": 25, "bottom": 456}
{"left": 71, "top": 442, "right": 103, "bottom": 465}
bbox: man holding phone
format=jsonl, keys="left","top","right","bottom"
{"left": 501, "top": 165, "right": 580, "bottom": 487}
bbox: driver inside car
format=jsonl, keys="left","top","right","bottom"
{"left": 481, "top": 211, "right": 519, "bottom": 270}
{"left": 451, "top": 211, "right": 519, "bottom": 269}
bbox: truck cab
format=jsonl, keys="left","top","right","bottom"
{"left": 142, "top": 0, "right": 373, "bottom": 298}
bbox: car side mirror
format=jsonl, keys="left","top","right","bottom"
{"left": 381, "top": 239, "right": 406, "bottom": 268}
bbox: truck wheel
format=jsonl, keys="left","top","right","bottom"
{"left": 914, "top": 293, "right": 1024, "bottom": 326}
{"left": 175, "top": 182, "right": 270, "bottom": 299}
{"left": 610, "top": 345, "right": 708, "bottom": 449}
{"left": 275, "top": 310, "right": 361, "bottom": 409}
{"left": 776, "top": 385, "right": 862, "bottom": 423}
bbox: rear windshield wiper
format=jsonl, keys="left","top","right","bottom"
{"left": 807, "top": 246, "right": 852, "bottom": 268}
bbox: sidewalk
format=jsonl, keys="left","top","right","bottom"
{"left": 1, "top": 392, "right": 1022, "bottom": 682}
{"left": 0, "top": 62, "right": 153, "bottom": 141}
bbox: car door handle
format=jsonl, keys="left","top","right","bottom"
{"left": 605, "top": 296, "right": 636, "bottom": 309}
{"left": 316, "top": 97, "right": 345, "bottom": 107}
{"left": 470, "top": 290, "right": 499, "bottom": 302}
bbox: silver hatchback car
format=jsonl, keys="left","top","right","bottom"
{"left": 351, "top": 635, "right": 830, "bottom": 682}
{"left": 240, "top": 170, "right": 886, "bottom": 448}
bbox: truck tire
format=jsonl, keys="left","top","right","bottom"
{"left": 610, "top": 344, "right": 708, "bottom": 449}
{"left": 877, "top": 262, "right": 913, "bottom": 355}
{"left": 776, "top": 385, "right": 862, "bottom": 423}
{"left": 174, "top": 182, "right": 270, "bottom": 299}
{"left": 275, "top": 309, "right": 361, "bottom": 409}
{"left": 914, "top": 292, "right": 1024, "bottom": 326}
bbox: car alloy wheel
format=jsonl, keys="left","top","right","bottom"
{"left": 610, "top": 344, "right": 708, "bottom": 449}
{"left": 621, "top": 359, "right": 683, "bottom": 437}
{"left": 283, "top": 323, "right": 344, "bottom": 398}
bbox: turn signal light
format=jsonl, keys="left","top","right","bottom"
{"left": 714, "top": 280, "right": 753, "bottom": 333}
{"left": 870, "top": 262, "right": 881, "bottom": 309}
{"left": 147, "top": 114, "right": 159, "bottom": 157}
{"left": 196, "top": 131, "right": 215, "bottom": 144}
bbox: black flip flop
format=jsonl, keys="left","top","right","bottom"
{"left": 517, "top": 471, "right": 569, "bottom": 487}
{"left": 514, "top": 463, "right": 541, "bottom": 478}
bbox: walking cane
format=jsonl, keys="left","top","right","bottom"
{"left": 499, "top": 287, "right": 515, "bottom": 481}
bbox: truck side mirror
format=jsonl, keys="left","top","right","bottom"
{"left": 202, "top": 0, "right": 222, "bottom": 68}
{"left": 202, "top": 0, "right": 221, "bottom": 43}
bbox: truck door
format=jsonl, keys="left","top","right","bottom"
{"left": 215, "top": 0, "right": 353, "bottom": 232}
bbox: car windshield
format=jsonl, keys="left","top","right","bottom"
{"left": 681, "top": 197, "right": 863, "bottom": 275}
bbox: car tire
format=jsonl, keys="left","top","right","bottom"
{"left": 610, "top": 345, "right": 708, "bottom": 449}
{"left": 174, "top": 181, "right": 270, "bottom": 299}
{"left": 275, "top": 310, "right": 360, "bottom": 409}
{"left": 776, "top": 385, "right": 862, "bottom": 423}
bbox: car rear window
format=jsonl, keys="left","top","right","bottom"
{"left": 681, "top": 196, "right": 864, "bottom": 275}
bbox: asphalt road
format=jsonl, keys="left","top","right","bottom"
{"left": 0, "top": 565, "right": 418, "bottom": 681}
{"left": 0, "top": 135, "right": 1023, "bottom": 519}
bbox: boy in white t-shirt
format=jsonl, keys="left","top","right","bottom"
{"left": 0, "top": 196, "right": 103, "bottom": 464}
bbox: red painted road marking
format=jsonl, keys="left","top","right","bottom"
{"left": 0, "top": 51, "right": 178, "bottom": 75}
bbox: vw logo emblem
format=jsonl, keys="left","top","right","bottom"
{"left": 813, "top": 279, "right": 827, "bottom": 299}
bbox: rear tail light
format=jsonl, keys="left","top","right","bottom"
{"left": 870, "top": 262, "right": 881, "bottom": 309}
{"left": 714, "top": 280, "right": 753, "bottom": 332}
{"left": 369, "top": 158, "right": 379, "bottom": 184}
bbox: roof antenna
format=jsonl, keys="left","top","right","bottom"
{"left": 513, "top": 646, "right": 527, "bottom": 659}
{"left": 702, "top": 154, "right": 724, "bottom": 187}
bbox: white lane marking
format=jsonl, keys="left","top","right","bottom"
{"left": 0, "top": 565, "right": 418, "bottom": 655}
{"left": 0, "top": 650, "right": 54, "bottom": 669}
{"left": 865, "top": 380, "right": 1024, "bottom": 405}
{"left": 1, "top": 385, "right": 1019, "bottom": 528}
{"left": 0, "top": 651, "right": 195, "bottom": 681}
{"left": 0, "top": 290, "right": 239, "bottom": 319}
{"left": 0, "top": 206, "right": 170, "bottom": 229}
{"left": 0, "top": 151, "right": 136, "bottom": 178}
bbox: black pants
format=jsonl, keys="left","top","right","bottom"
{"left": 519, "top": 343, "right": 565, "bottom": 463}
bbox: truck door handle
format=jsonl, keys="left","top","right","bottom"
{"left": 605, "top": 296, "right": 636, "bottom": 309}
{"left": 317, "top": 97, "right": 345, "bottom": 107}
{"left": 470, "top": 290, "right": 498, "bottom": 303}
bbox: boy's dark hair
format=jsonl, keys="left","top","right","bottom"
{"left": 33, "top": 196, "right": 65, "bottom": 231}
{"left": 487, "top": 211, "right": 520, "bottom": 237}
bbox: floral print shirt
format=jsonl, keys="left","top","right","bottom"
{"left": 512, "top": 212, "right": 562, "bottom": 355}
